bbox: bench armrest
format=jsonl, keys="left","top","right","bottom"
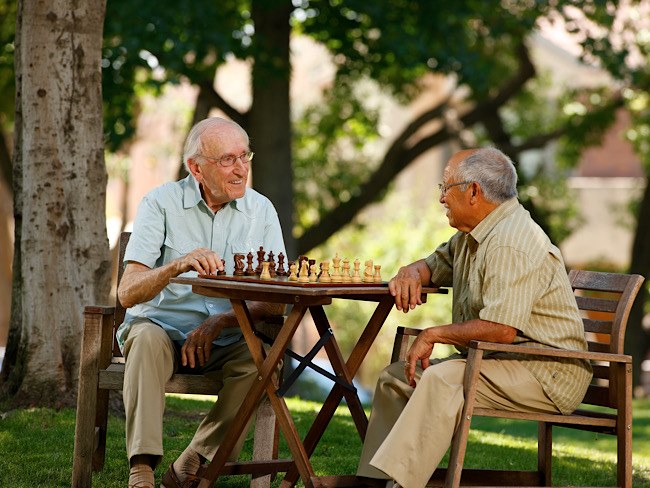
{"left": 468, "top": 340, "right": 631, "bottom": 364}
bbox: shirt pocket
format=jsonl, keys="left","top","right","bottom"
{"left": 161, "top": 234, "right": 202, "bottom": 263}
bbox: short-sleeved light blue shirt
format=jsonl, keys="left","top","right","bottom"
{"left": 116, "top": 175, "right": 286, "bottom": 351}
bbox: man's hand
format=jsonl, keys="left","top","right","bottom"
{"left": 404, "top": 328, "right": 435, "bottom": 387}
{"left": 178, "top": 248, "right": 225, "bottom": 276}
{"left": 389, "top": 261, "right": 430, "bottom": 313}
{"left": 181, "top": 315, "right": 225, "bottom": 368}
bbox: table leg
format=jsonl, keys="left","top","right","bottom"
{"left": 281, "top": 297, "right": 394, "bottom": 488}
{"left": 198, "top": 303, "right": 314, "bottom": 488}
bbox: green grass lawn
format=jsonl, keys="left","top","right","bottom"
{"left": 1, "top": 395, "right": 649, "bottom": 487}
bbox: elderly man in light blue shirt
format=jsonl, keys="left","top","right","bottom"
{"left": 118, "top": 117, "right": 286, "bottom": 488}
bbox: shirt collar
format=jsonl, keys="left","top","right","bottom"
{"left": 182, "top": 174, "right": 249, "bottom": 215}
{"left": 469, "top": 197, "right": 520, "bottom": 244}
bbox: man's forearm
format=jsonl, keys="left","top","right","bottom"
{"left": 118, "top": 261, "right": 182, "bottom": 308}
{"left": 425, "top": 318, "right": 517, "bottom": 348}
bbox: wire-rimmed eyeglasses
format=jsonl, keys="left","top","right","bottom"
{"left": 198, "top": 151, "right": 254, "bottom": 167}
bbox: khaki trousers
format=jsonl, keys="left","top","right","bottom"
{"left": 357, "top": 357, "right": 560, "bottom": 488}
{"left": 123, "top": 320, "right": 260, "bottom": 465}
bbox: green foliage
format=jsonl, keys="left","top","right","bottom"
{"left": 102, "top": 0, "right": 248, "bottom": 151}
{"left": 293, "top": 78, "right": 382, "bottom": 237}
{"left": 302, "top": 187, "right": 456, "bottom": 388}
{"left": 0, "top": 0, "right": 16, "bottom": 128}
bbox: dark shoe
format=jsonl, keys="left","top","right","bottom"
{"left": 160, "top": 463, "right": 206, "bottom": 488}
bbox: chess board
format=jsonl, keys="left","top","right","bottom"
{"left": 198, "top": 274, "right": 388, "bottom": 288}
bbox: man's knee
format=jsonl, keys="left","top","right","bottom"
{"left": 420, "top": 359, "right": 465, "bottom": 387}
{"left": 125, "top": 321, "right": 172, "bottom": 357}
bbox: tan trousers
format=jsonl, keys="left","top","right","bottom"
{"left": 123, "top": 320, "right": 260, "bottom": 465}
{"left": 357, "top": 357, "right": 560, "bottom": 488}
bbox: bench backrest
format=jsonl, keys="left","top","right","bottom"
{"left": 112, "top": 231, "right": 131, "bottom": 357}
{"left": 568, "top": 269, "right": 644, "bottom": 409}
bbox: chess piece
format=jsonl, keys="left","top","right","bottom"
{"left": 298, "top": 260, "right": 310, "bottom": 283}
{"left": 234, "top": 254, "right": 245, "bottom": 276}
{"left": 319, "top": 260, "right": 331, "bottom": 283}
{"left": 260, "top": 261, "right": 272, "bottom": 280}
{"left": 352, "top": 259, "right": 362, "bottom": 283}
{"left": 268, "top": 251, "right": 276, "bottom": 277}
{"left": 217, "top": 258, "right": 226, "bottom": 276}
{"left": 331, "top": 253, "right": 342, "bottom": 282}
{"left": 374, "top": 264, "right": 382, "bottom": 283}
{"left": 363, "top": 259, "right": 374, "bottom": 283}
{"left": 309, "top": 264, "right": 318, "bottom": 282}
{"left": 256, "top": 246, "right": 265, "bottom": 275}
{"left": 341, "top": 258, "right": 351, "bottom": 283}
{"left": 276, "top": 252, "right": 287, "bottom": 276}
{"left": 288, "top": 261, "right": 298, "bottom": 281}
{"left": 245, "top": 252, "right": 256, "bottom": 276}
{"left": 297, "top": 255, "right": 309, "bottom": 277}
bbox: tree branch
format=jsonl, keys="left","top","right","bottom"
{"left": 199, "top": 80, "right": 248, "bottom": 128}
{"left": 297, "top": 43, "right": 537, "bottom": 254}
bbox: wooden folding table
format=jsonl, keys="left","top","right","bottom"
{"left": 170, "top": 276, "right": 444, "bottom": 488}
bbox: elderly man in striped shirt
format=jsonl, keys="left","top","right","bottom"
{"left": 357, "top": 147, "right": 592, "bottom": 488}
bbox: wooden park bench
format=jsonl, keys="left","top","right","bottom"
{"left": 72, "top": 232, "right": 284, "bottom": 488}
{"left": 391, "top": 269, "right": 644, "bottom": 488}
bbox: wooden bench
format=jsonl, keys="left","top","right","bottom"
{"left": 72, "top": 232, "right": 283, "bottom": 488}
{"left": 391, "top": 269, "right": 644, "bottom": 487}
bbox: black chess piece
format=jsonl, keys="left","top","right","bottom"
{"left": 234, "top": 253, "right": 245, "bottom": 276}
{"left": 276, "top": 252, "right": 286, "bottom": 276}
{"left": 245, "top": 251, "right": 256, "bottom": 276}
{"left": 268, "top": 251, "right": 276, "bottom": 277}
{"left": 217, "top": 258, "right": 226, "bottom": 276}
{"left": 256, "top": 246, "right": 265, "bottom": 275}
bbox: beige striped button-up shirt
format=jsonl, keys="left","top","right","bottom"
{"left": 424, "top": 198, "right": 592, "bottom": 414}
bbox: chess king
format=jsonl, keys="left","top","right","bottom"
{"left": 116, "top": 117, "right": 287, "bottom": 488}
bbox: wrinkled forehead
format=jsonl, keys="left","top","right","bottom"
{"left": 201, "top": 123, "right": 249, "bottom": 156}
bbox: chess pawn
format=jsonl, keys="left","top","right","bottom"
{"left": 288, "top": 262, "right": 298, "bottom": 281}
{"left": 268, "top": 251, "right": 276, "bottom": 277}
{"left": 298, "top": 260, "right": 310, "bottom": 283}
{"left": 341, "top": 258, "right": 351, "bottom": 283}
{"left": 331, "top": 253, "right": 342, "bottom": 282}
{"left": 319, "top": 260, "right": 331, "bottom": 283}
{"left": 217, "top": 258, "right": 226, "bottom": 276}
{"left": 260, "top": 261, "right": 272, "bottom": 280}
{"left": 276, "top": 252, "right": 287, "bottom": 276}
{"left": 363, "top": 259, "right": 374, "bottom": 283}
{"left": 374, "top": 264, "right": 382, "bottom": 283}
{"left": 352, "top": 259, "right": 362, "bottom": 283}
{"left": 309, "top": 264, "right": 318, "bottom": 282}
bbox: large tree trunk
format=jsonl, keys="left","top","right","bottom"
{"left": 626, "top": 176, "right": 650, "bottom": 390}
{"left": 249, "top": 0, "right": 295, "bottom": 258}
{"left": 1, "top": 0, "right": 111, "bottom": 407}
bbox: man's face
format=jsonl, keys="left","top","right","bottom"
{"left": 439, "top": 157, "right": 473, "bottom": 232}
{"left": 188, "top": 125, "right": 250, "bottom": 209}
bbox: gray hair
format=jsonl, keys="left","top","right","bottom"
{"left": 456, "top": 147, "right": 518, "bottom": 203}
{"left": 182, "top": 117, "right": 249, "bottom": 171}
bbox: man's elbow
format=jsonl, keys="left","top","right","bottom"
{"left": 117, "top": 285, "right": 136, "bottom": 309}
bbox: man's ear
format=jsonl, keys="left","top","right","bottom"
{"left": 469, "top": 182, "right": 480, "bottom": 203}
{"left": 187, "top": 158, "right": 202, "bottom": 180}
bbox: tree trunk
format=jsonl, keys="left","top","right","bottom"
{"left": 249, "top": 0, "right": 295, "bottom": 258}
{"left": 1, "top": 0, "right": 111, "bottom": 406}
{"left": 626, "top": 176, "right": 650, "bottom": 389}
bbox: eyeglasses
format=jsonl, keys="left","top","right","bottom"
{"left": 438, "top": 180, "right": 472, "bottom": 196}
{"left": 198, "top": 151, "right": 254, "bottom": 167}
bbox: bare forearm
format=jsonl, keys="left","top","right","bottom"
{"left": 424, "top": 319, "right": 517, "bottom": 348}
{"left": 118, "top": 261, "right": 182, "bottom": 308}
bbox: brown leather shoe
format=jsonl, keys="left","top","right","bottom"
{"left": 160, "top": 463, "right": 206, "bottom": 488}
